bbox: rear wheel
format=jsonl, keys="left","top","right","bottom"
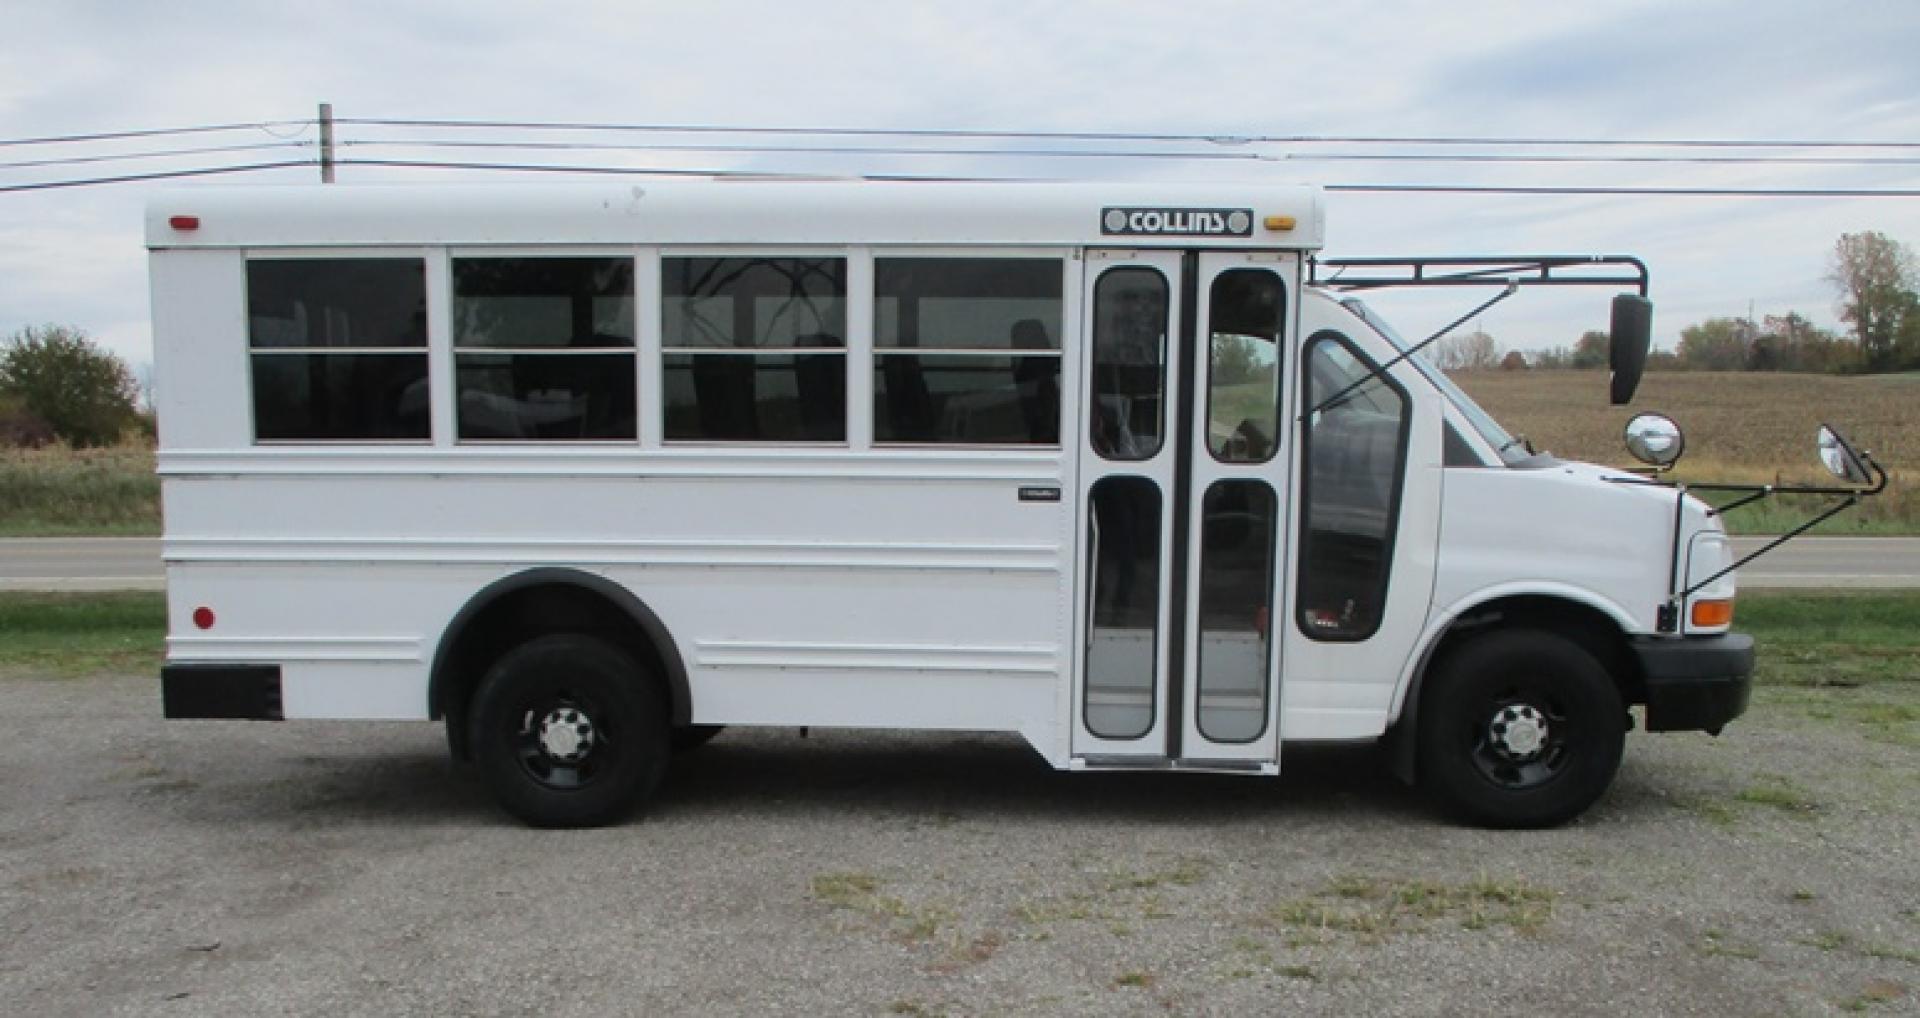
{"left": 1417, "top": 629, "right": 1626, "bottom": 829}
{"left": 469, "top": 634, "right": 668, "bottom": 828}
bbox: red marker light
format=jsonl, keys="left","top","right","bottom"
{"left": 169, "top": 215, "right": 200, "bottom": 231}
{"left": 192, "top": 606, "right": 215, "bottom": 630}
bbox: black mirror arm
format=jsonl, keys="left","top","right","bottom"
{"left": 1307, "top": 283, "right": 1517, "bottom": 418}
{"left": 1610, "top": 450, "right": 1888, "bottom": 622}
{"left": 1680, "top": 493, "right": 1864, "bottom": 601}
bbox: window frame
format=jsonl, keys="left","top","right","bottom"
{"left": 1202, "top": 266, "right": 1287, "bottom": 466}
{"left": 1088, "top": 264, "right": 1171, "bottom": 463}
{"left": 658, "top": 250, "right": 852, "bottom": 446}
{"left": 447, "top": 249, "right": 640, "bottom": 444}
{"left": 1295, "top": 329, "right": 1413, "bottom": 643}
{"left": 243, "top": 250, "right": 432, "bottom": 446}
{"left": 869, "top": 251, "right": 1069, "bottom": 449}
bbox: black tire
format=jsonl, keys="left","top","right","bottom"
{"left": 1417, "top": 629, "right": 1626, "bottom": 829}
{"left": 468, "top": 634, "right": 668, "bottom": 828}
{"left": 670, "top": 725, "right": 725, "bottom": 753}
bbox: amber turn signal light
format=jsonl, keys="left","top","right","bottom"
{"left": 1690, "top": 598, "right": 1734, "bottom": 628}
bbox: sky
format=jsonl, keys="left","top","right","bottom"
{"left": 3, "top": 0, "right": 1918, "bottom": 373}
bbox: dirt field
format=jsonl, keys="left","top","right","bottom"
{"left": 1452, "top": 370, "right": 1915, "bottom": 530}
{"left": 3, "top": 669, "right": 1914, "bottom": 1017}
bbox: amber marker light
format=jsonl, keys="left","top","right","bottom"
{"left": 1263, "top": 215, "right": 1297, "bottom": 231}
{"left": 1690, "top": 599, "right": 1734, "bottom": 628}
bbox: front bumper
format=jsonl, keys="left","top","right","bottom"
{"left": 161, "top": 664, "right": 284, "bottom": 720}
{"left": 1631, "top": 633, "right": 1754, "bottom": 734}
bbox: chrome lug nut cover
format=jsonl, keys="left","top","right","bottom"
{"left": 537, "top": 706, "right": 595, "bottom": 763}
{"left": 1489, "top": 704, "right": 1549, "bottom": 760}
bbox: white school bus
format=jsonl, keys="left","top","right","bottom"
{"left": 149, "top": 179, "right": 1833, "bottom": 829}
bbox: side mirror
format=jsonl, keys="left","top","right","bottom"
{"left": 1624, "top": 412, "right": 1685, "bottom": 468}
{"left": 1818, "top": 424, "right": 1872, "bottom": 484}
{"left": 1608, "top": 294, "right": 1653, "bottom": 406}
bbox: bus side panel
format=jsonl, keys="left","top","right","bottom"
{"left": 160, "top": 467, "right": 1072, "bottom": 747}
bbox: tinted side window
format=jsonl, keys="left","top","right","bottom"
{"left": 662, "top": 257, "right": 847, "bottom": 442}
{"left": 1297, "top": 334, "right": 1408, "bottom": 641}
{"left": 873, "top": 257, "right": 1062, "bottom": 445}
{"left": 453, "top": 257, "right": 636, "bottom": 441}
{"left": 246, "top": 258, "right": 428, "bottom": 441}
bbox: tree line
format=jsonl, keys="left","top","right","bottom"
{"left": 1435, "top": 231, "right": 1920, "bottom": 373}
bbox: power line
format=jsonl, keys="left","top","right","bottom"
{"left": 0, "top": 161, "right": 312, "bottom": 194}
{"left": 335, "top": 158, "right": 858, "bottom": 180}
{"left": 341, "top": 158, "right": 1920, "bottom": 195}
{"left": 341, "top": 138, "right": 1269, "bottom": 162}
{"left": 9, "top": 155, "right": 1909, "bottom": 195}
{"left": 1290, "top": 152, "right": 1920, "bottom": 167}
{"left": 0, "top": 120, "right": 311, "bottom": 149}
{"left": 0, "top": 141, "right": 309, "bottom": 172}
{"left": 336, "top": 138, "right": 1920, "bottom": 167}
{"left": 338, "top": 116, "right": 1920, "bottom": 151}
{"left": 1327, "top": 183, "right": 1920, "bottom": 197}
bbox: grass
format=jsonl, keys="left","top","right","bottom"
{"left": 1739, "top": 590, "right": 1920, "bottom": 747}
{"left": 1269, "top": 875, "right": 1555, "bottom": 942}
{"left": 1732, "top": 776, "right": 1820, "bottom": 815}
{"left": 809, "top": 871, "right": 953, "bottom": 944}
{"left": 1452, "top": 370, "right": 1917, "bottom": 533}
{"left": 0, "top": 591, "right": 166, "bottom": 676}
{"left": 0, "top": 443, "right": 159, "bottom": 536}
{"left": 1835, "top": 979, "right": 1907, "bottom": 1012}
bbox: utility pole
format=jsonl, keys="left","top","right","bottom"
{"left": 319, "top": 102, "right": 336, "bottom": 183}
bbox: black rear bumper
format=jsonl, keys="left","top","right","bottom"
{"left": 1631, "top": 633, "right": 1754, "bottom": 734}
{"left": 161, "top": 664, "right": 284, "bottom": 720}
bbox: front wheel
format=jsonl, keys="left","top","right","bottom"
{"left": 1417, "top": 629, "right": 1626, "bottom": 829}
{"left": 469, "top": 634, "right": 669, "bottom": 828}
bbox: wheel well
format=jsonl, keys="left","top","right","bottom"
{"left": 431, "top": 570, "right": 691, "bottom": 760}
{"left": 1387, "top": 595, "right": 1643, "bottom": 783}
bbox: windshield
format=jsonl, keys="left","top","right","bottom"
{"left": 1340, "top": 298, "right": 1529, "bottom": 465}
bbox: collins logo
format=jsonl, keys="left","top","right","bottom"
{"left": 1101, "top": 207, "right": 1254, "bottom": 237}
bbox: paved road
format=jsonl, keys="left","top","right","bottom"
{"left": 0, "top": 537, "right": 164, "bottom": 592}
{"left": 3, "top": 535, "right": 1919, "bottom": 592}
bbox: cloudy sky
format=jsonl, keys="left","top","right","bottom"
{"left": 3, "top": 0, "right": 1918, "bottom": 372}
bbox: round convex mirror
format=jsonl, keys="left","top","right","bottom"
{"left": 1623, "top": 413, "right": 1685, "bottom": 467}
{"left": 1817, "top": 425, "right": 1871, "bottom": 484}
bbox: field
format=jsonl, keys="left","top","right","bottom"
{"left": 0, "top": 443, "right": 159, "bottom": 536}
{"left": 0, "top": 371, "right": 1911, "bottom": 536}
{"left": 1453, "top": 370, "right": 1916, "bottom": 533}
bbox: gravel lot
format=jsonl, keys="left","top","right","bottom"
{"left": 2, "top": 672, "right": 1914, "bottom": 1016}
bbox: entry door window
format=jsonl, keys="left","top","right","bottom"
{"left": 1084, "top": 476, "right": 1162, "bottom": 740}
{"left": 1088, "top": 267, "right": 1168, "bottom": 461}
{"left": 1205, "top": 270, "right": 1283, "bottom": 463}
{"left": 1197, "top": 479, "right": 1277, "bottom": 742}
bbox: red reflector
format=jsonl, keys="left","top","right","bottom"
{"left": 192, "top": 606, "right": 215, "bottom": 630}
{"left": 169, "top": 215, "right": 200, "bottom": 230}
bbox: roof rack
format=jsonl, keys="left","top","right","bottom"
{"left": 1309, "top": 255, "right": 1648, "bottom": 297}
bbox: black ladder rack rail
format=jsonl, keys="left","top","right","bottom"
{"left": 1309, "top": 255, "right": 1649, "bottom": 297}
